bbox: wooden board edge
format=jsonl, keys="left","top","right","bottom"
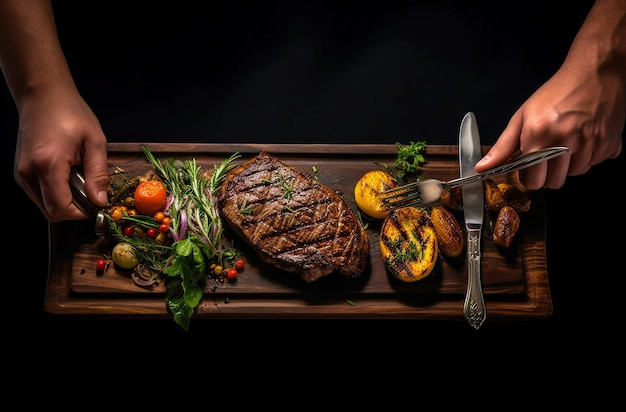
{"left": 43, "top": 143, "right": 553, "bottom": 320}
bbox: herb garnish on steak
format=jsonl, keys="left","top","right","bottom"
{"left": 217, "top": 152, "right": 370, "bottom": 283}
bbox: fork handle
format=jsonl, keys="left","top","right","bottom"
{"left": 464, "top": 226, "right": 486, "bottom": 330}
{"left": 448, "top": 146, "right": 570, "bottom": 187}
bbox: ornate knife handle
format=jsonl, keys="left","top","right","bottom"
{"left": 464, "top": 226, "right": 486, "bottom": 330}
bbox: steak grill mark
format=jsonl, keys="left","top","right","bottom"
{"left": 217, "top": 152, "right": 370, "bottom": 282}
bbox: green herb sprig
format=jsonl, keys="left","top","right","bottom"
{"left": 394, "top": 141, "right": 427, "bottom": 179}
{"left": 142, "top": 147, "right": 241, "bottom": 330}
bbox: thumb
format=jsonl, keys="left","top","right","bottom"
{"left": 81, "top": 138, "right": 109, "bottom": 207}
{"left": 475, "top": 113, "right": 522, "bottom": 173}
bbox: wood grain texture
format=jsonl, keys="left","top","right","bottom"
{"left": 44, "top": 143, "right": 552, "bottom": 319}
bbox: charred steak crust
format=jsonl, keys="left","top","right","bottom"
{"left": 217, "top": 152, "right": 370, "bottom": 283}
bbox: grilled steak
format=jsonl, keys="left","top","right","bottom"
{"left": 217, "top": 152, "right": 370, "bottom": 283}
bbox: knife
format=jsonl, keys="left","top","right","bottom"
{"left": 70, "top": 167, "right": 107, "bottom": 235}
{"left": 459, "top": 112, "right": 486, "bottom": 330}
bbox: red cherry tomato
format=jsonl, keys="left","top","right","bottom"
{"left": 147, "top": 228, "right": 158, "bottom": 239}
{"left": 234, "top": 258, "right": 245, "bottom": 271}
{"left": 123, "top": 225, "right": 134, "bottom": 237}
{"left": 96, "top": 259, "right": 107, "bottom": 273}
{"left": 226, "top": 268, "right": 237, "bottom": 281}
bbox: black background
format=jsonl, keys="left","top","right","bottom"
{"left": 2, "top": 1, "right": 623, "bottom": 363}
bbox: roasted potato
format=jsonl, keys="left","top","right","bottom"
{"left": 440, "top": 185, "right": 463, "bottom": 210}
{"left": 497, "top": 182, "right": 531, "bottom": 213}
{"left": 484, "top": 178, "right": 507, "bottom": 213}
{"left": 380, "top": 207, "right": 438, "bottom": 282}
{"left": 430, "top": 206, "right": 464, "bottom": 258}
{"left": 492, "top": 205, "right": 520, "bottom": 248}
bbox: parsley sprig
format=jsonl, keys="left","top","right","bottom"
{"left": 394, "top": 141, "right": 427, "bottom": 180}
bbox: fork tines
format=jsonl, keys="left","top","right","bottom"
{"left": 381, "top": 181, "right": 428, "bottom": 211}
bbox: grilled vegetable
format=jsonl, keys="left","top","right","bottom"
{"left": 484, "top": 178, "right": 507, "bottom": 213}
{"left": 492, "top": 205, "right": 520, "bottom": 248}
{"left": 430, "top": 206, "right": 464, "bottom": 258}
{"left": 354, "top": 170, "right": 399, "bottom": 219}
{"left": 497, "top": 182, "right": 531, "bottom": 213}
{"left": 380, "top": 207, "right": 438, "bottom": 282}
{"left": 440, "top": 186, "right": 463, "bottom": 210}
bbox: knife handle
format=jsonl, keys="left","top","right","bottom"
{"left": 464, "top": 226, "right": 486, "bottom": 330}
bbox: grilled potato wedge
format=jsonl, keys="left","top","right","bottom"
{"left": 440, "top": 186, "right": 463, "bottom": 210}
{"left": 484, "top": 178, "right": 507, "bottom": 213}
{"left": 492, "top": 205, "right": 520, "bottom": 248}
{"left": 430, "top": 206, "right": 464, "bottom": 258}
{"left": 497, "top": 182, "right": 531, "bottom": 213}
{"left": 380, "top": 207, "right": 438, "bottom": 282}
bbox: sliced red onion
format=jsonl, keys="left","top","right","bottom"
{"left": 131, "top": 271, "right": 157, "bottom": 287}
{"left": 177, "top": 209, "right": 187, "bottom": 240}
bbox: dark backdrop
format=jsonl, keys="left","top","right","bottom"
{"left": 2, "top": 1, "right": 623, "bottom": 362}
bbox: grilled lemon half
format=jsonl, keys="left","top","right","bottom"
{"left": 354, "top": 170, "right": 398, "bottom": 220}
{"left": 380, "top": 207, "right": 438, "bottom": 282}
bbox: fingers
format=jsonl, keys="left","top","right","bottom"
{"left": 477, "top": 109, "right": 575, "bottom": 190}
{"left": 38, "top": 163, "right": 88, "bottom": 222}
{"left": 14, "top": 170, "right": 50, "bottom": 220}
{"left": 518, "top": 153, "right": 570, "bottom": 189}
{"left": 544, "top": 152, "right": 570, "bottom": 188}
{"left": 14, "top": 132, "right": 103, "bottom": 222}
{"left": 16, "top": 164, "right": 87, "bottom": 222}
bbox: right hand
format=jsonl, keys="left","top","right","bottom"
{"left": 13, "top": 86, "right": 109, "bottom": 222}
{"left": 475, "top": 64, "right": 624, "bottom": 190}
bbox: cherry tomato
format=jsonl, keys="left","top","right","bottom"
{"left": 159, "top": 223, "right": 169, "bottom": 233}
{"left": 109, "top": 205, "right": 127, "bottom": 222}
{"left": 123, "top": 225, "right": 134, "bottom": 237}
{"left": 154, "top": 211, "right": 165, "bottom": 222}
{"left": 226, "top": 268, "right": 237, "bottom": 281}
{"left": 96, "top": 259, "right": 107, "bottom": 273}
{"left": 234, "top": 258, "right": 245, "bottom": 271}
{"left": 146, "top": 228, "right": 158, "bottom": 239}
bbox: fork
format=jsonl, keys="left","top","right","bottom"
{"left": 381, "top": 146, "right": 570, "bottom": 210}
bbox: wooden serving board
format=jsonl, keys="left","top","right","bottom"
{"left": 45, "top": 143, "right": 552, "bottom": 320}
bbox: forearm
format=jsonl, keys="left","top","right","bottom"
{"left": 563, "top": 0, "right": 626, "bottom": 80}
{"left": 0, "top": 0, "right": 76, "bottom": 108}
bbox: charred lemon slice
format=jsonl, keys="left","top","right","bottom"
{"left": 380, "top": 207, "right": 438, "bottom": 282}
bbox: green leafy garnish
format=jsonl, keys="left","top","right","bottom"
{"left": 394, "top": 141, "right": 427, "bottom": 179}
{"left": 139, "top": 146, "right": 241, "bottom": 330}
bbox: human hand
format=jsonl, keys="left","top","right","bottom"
{"left": 475, "top": 66, "right": 624, "bottom": 190}
{"left": 13, "top": 87, "right": 109, "bottom": 222}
